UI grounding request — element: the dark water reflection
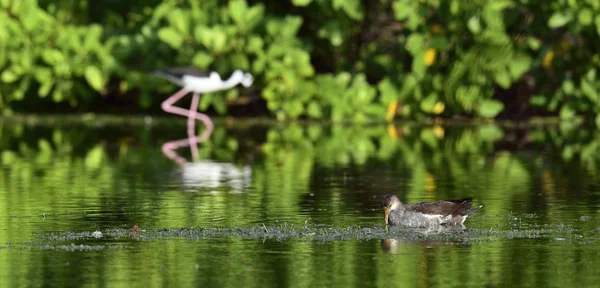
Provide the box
[1,116,599,287]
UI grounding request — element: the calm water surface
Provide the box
[0,117,599,287]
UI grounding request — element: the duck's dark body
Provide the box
[382,194,482,227]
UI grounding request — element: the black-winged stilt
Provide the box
[153,67,254,136]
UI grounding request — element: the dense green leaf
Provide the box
[420,93,438,113]
[157,27,183,49]
[405,34,424,56]
[307,101,322,118]
[509,56,531,80]
[41,49,64,65]
[580,80,598,103]
[1,69,19,83]
[477,99,504,118]
[84,66,105,92]
[292,0,312,7]
[578,8,593,26]
[392,0,412,21]
[192,52,214,69]
[559,103,576,119]
[167,9,188,34]
[229,0,248,24]
[548,13,572,28]
[494,69,511,89]
[468,16,482,34]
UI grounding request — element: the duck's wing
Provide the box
[407,198,473,217]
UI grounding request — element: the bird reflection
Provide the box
[160,99,252,193]
[380,225,471,254]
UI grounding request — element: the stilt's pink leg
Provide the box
[188,93,200,161]
[161,88,214,135]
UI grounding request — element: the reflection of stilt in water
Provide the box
[160,93,252,193]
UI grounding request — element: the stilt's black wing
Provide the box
[154,67,211,78]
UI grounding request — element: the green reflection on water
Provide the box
[0,116,599,287]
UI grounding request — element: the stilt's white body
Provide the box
[181,70,254,93]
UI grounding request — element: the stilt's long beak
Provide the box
[384,208,390,225]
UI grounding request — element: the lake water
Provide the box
[0,116,599,287]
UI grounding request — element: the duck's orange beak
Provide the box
[384,207,390,225]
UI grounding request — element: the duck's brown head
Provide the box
[381,194,402,225]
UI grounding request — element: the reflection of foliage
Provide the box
[1,119,600,286]
[1,119,600,228]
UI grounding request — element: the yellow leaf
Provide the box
[433,125,445,139]
[424,48,436,66]
[386,101,398,122]
[432,101,445,114]
[387,124,398,139]
[543,51,554,68]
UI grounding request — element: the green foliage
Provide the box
[0,0,115,109]
[1,0,600,127]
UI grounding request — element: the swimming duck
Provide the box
[381,194,482,227]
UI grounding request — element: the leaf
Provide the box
[424,48,436,66]
[1,69,18,83]
[377,78,399,103]
[247,36,264,53]
[281,16,303,38]
[562,80,575,95]
[468,16,482,34]
[229,0,248,24]
[84,66,105,91]
[412,51,426,79]
[578,8,593,26]
[527,37,541,50]
[333,0,363,20]
[405,34,424,56]
[167,9,188,34]
[212,96,228,115]
[595,15,600,36]
[420,93,438,113]
[192,52,214,69]
[229,54,250,71]
[596,114,600,129]
[494,68,511,89]
[548,13,572,28]
[213,30,227,53]
[477,99,504,118]
[38,82,53,97]
[292,0,312,6]
[307,101,322,118]
[580,80,598,103]
[392,0,412,20]
[157,27,183,49]
[246,5,264,30]
[41,49,64,65]
[509,56,531,80]
[559,103,576,119]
